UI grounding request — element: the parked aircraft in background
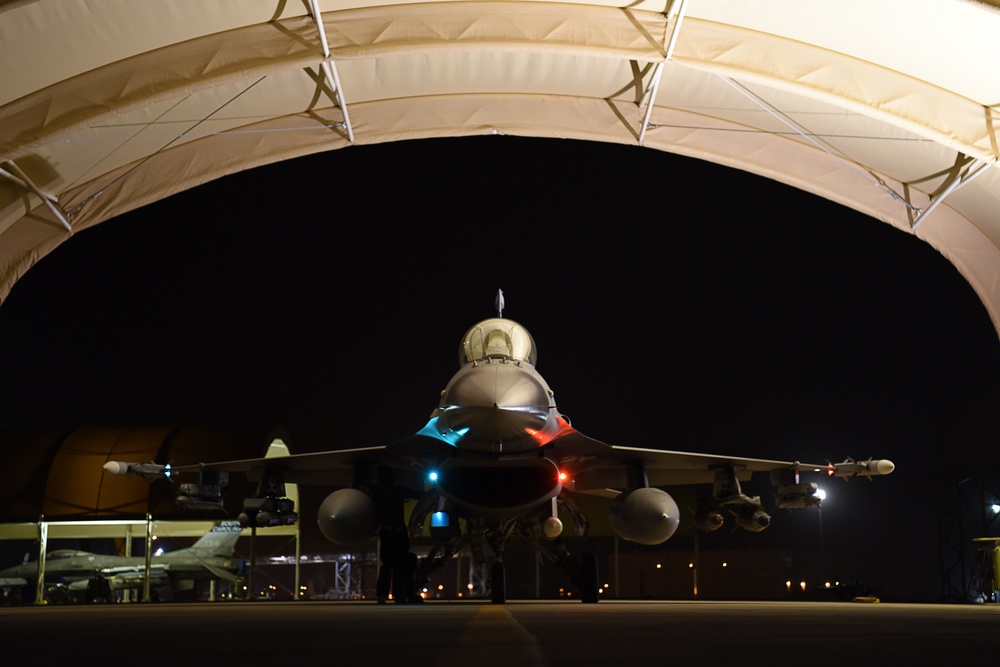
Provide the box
[104,291,893,603]
[0,521,243,603]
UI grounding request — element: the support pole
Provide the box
[34,516,48,605]
[294,523,301,600]
[248,524,256,600]
[0,161,72,232]
[638,0,688,144]
[125,524,134,603]
[307,0,355,142]
[143,513,152,602]
[994,543,1000,601]
[911,159,990,230]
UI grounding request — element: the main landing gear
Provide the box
[485,551,600,604]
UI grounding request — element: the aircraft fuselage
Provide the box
[432,358,564,454]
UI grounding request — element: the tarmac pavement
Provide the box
[2,600,998,666]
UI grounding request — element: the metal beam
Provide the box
[719,77,922,215]
[34,519,47,606]
[912,159,991,230]
[638,0,689,145]
[307,0,355,143]
[143,513,153,602]
[1,161,72,232]
[638,62,664,146]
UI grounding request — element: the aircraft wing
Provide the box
[107,429,890,490]
[111,445,393,486]
[102,427,475,487]
[592,445,829,487]
[548,433,893,491]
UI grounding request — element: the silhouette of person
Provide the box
[371,465,422,603]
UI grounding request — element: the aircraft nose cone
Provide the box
[438,362,552,451]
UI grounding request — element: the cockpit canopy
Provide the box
[459,318,537,366]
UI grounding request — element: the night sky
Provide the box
[2,135,999,601]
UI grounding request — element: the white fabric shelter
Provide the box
[1,0,998,335]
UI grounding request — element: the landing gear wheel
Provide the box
[580,552,600,604]
[491,562,506,604]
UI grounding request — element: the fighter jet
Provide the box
[0,521,244,602]
[103,291,893,603]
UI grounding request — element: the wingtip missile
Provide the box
[874,459,895,475]
[102,461,129,476]
[102,461,172,479]
[827,458,894,479]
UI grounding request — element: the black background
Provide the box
[3,136,998,600]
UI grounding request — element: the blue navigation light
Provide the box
[428,471,439,483]
[431,511,450,528]
[164,463,172,478]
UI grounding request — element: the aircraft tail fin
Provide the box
[182,521,243,557]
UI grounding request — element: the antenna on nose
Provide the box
[495,288,505,317]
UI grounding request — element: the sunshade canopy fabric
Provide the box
[0,426,286,520]
[1,0,999,335]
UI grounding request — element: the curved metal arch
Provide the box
[1,0,999,344]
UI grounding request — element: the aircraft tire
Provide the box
[491,562,506,604]
[580,552,599,604]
